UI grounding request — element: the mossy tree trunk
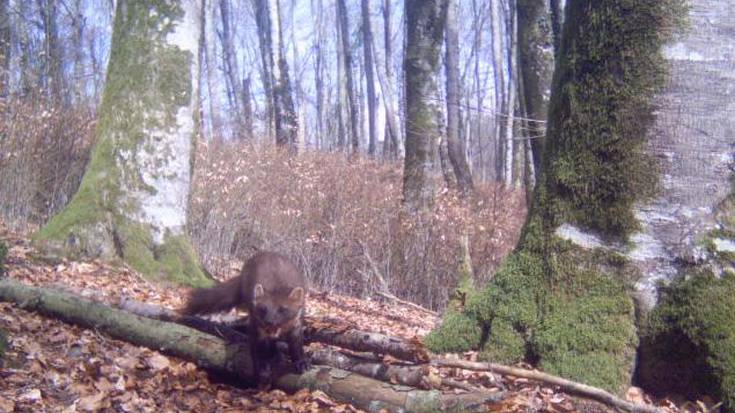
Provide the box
[428,0,685,396]
[34,0,209,287]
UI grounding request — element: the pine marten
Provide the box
[181,251,308,386]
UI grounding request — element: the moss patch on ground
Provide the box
[427,0,684,394]
[639,271,735,411]
[0,239,7,275]
[0,329,6,361]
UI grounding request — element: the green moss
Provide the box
[0,239,7,275]
[424,312,482,354]
[543,0,685,239]
[0,329,6,361]
[640,271,735,411]
[33,1,204,286]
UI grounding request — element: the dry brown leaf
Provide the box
[19,388,42,402]
[76,392,108,412]
[145,353,170,371]
[0,396,15,412]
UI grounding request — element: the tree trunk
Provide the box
[311,0,325,149]
[361,0,378,156]
[337,0,360,153]
[444,0,473,194]
[38,0,63,101]
[269,0,298,148]
[242,76,254,139]
[204,0,224,139]
[0,279,505,413]
[489,0,505,182]
[402,0,446,212]
[429,0,687,395]
[502,5,517,187]
[381,0,402,159]
[219,0,243,128]
[34,0,208,286]
[516,0,554,177]
[0,0,9,98]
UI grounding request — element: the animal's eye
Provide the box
[278,306,287,314]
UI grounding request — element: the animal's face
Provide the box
[252,285,304,339]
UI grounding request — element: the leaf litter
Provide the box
[0,223,719,412]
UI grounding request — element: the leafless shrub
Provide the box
[189,142,526,310]
[0,97,96,230]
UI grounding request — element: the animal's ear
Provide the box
[253,284,264,302]
[289,287,304,302]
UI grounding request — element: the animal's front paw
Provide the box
[293,358,311,374]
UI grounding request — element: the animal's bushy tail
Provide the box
[181,276,242,315]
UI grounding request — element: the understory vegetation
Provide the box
[189,143,525,309]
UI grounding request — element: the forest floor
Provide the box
[0,223,712,413]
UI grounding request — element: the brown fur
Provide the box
[181,251,308,385]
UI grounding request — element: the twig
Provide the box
[432,358,664,413]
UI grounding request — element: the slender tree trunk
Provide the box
[204,0,223,139]
[70,0,85,102]
[517,0,555,176]
[219,0,243,129]
[0,0,9,98]
[489,0,505,182]
[549,0,563,54]
[254,0,298,148]
[402,0,447,211]
[444,0,473,194]
[337,0,360,153]
[311,0,325,149]
[254,0,275,141]
[242,76,254,139]
[381,0,402,159]
[38,0,63,101]
[336,18,346,149]
[503,5,517,187]
[361,0,378,156]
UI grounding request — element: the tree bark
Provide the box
[502,5,518,187]
[204,0,224,139]
[402,0,447,211]
[219,0,243,126]
[34,0,208,286]
[516,0,554,176]
[0,0,9,98]
[444,0,473,194]
[381,0,402,159]
[0,279,505,413]
[269,0,298,148]
[361,0,378,156]
[337,0,360,153]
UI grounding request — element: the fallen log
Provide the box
[310,348,427,387]
[433,358,664,413]
[0,278,504,413]
[119,297,430,363]
[119,298,429,388]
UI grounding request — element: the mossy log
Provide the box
[0,279,504,413]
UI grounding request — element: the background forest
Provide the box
[0,0,538,309]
